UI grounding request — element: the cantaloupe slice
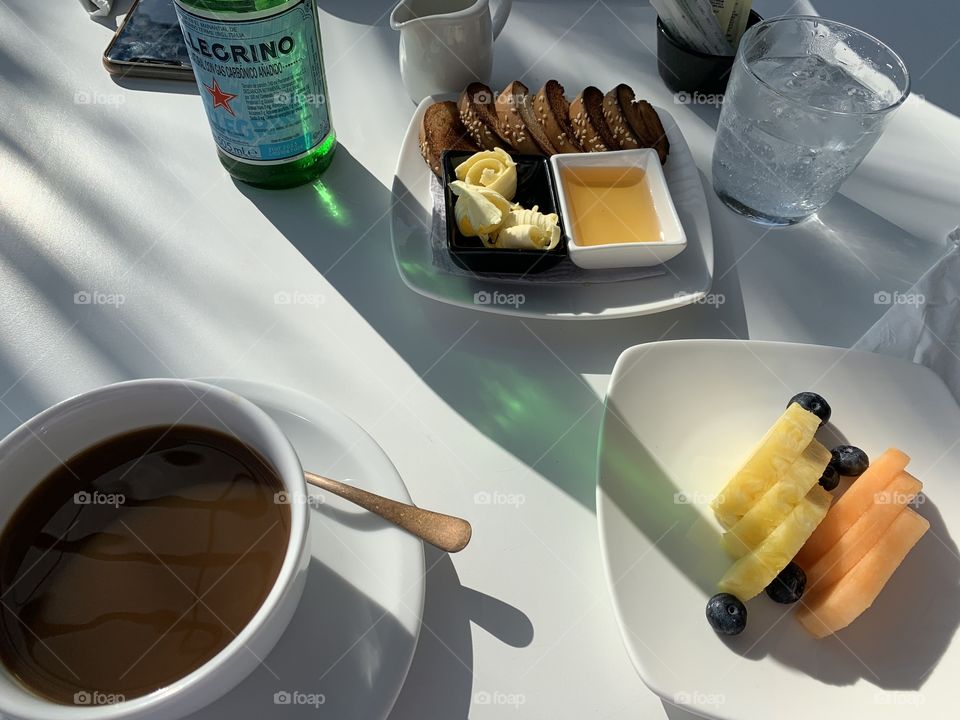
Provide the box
[711,403,821,529]
[795,448,909,569]
[718,485,833,601]
[797,507,929,638]
[722,440,831,558]
[805,472,921,590]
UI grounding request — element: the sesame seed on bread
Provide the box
[495,80,550,155]
[533,80,581,154]
[458,82,506,151]
[569,86,617,152]
[602,85,642,150]
[419,101,479,177]
[603,84,670,163]
[616,84,670,164]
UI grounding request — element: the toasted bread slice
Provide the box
[569,86,617,152]
[419,101,479,177]
[602,85,642,150]
[615,84,670,164]
[495,80,551,155]
[533,80,581,154]
[458,82,506,151]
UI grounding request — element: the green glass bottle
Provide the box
[174,0,336,188]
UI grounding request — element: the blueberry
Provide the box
[765,562,806,604]
[788,392,831,426]
[830,446,869,477]
[818,464,840,491]
[706,593,747,635]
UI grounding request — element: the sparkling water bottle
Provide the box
[174,0,336,188]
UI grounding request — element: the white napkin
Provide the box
[81,0,112,17]
[855,228,960,400]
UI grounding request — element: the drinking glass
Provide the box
[712,16,909,225]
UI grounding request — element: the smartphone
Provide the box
[103,0,193,80]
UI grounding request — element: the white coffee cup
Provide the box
[0,379,310,720]
[390,0,513,103]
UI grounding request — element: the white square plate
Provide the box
[597,340,960,719]
[390,96,713,319]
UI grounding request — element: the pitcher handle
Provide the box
[491,0,512,39]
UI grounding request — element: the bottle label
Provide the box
[174,0,330,165]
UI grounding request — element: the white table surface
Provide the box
[2,1,959,718]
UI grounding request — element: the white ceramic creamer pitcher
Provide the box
[390,0,513,103]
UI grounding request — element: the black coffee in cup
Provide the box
[0,425,291,704]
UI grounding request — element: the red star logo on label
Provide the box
[204,78,238,116]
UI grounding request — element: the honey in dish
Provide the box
[561,165,662,245]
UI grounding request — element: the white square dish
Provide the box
[597,339,960,720]
[550,149,687,269]
[391,99,714,319]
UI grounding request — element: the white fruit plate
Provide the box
[597,340,960,720]
[389,96,714,319]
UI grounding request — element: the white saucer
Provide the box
[390,96,714,319]
[186,379,424,720]
[597,340,960,720]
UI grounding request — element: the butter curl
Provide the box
[455,148,518,201]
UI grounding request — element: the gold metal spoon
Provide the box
[304,471,472,553]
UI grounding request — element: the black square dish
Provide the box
[441,150,567,274]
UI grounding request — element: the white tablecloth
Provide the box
[3,1,960,718]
